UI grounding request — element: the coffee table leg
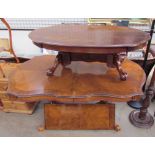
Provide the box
[115,54,128,81]
[47,57,60,76]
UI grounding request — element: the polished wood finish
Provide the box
[0,63,37,114]
[44,103,115,130]
[29,24,150,52]
[29,24,150,80]
[0,63,20,79]
[7,55,146,103]
[2,100,37,114]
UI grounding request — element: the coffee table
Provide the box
[29,24,150,80]
[7,55,154,129]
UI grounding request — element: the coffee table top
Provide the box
[29,24,150,53]
[7,55,146,103]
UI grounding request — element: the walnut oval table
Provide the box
[6,55,154,128]
[29,24,150,81]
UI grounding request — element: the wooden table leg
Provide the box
[129,67,155,128]
[47,56,60,76]
[115,53,128,81]
[46,52,129,81]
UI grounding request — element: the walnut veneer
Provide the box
[7,55,146,103]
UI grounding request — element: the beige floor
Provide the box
[0,101,155,137]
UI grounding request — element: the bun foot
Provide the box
[129,110,154,128]
[114,124,121,132]
[38,125,45,132]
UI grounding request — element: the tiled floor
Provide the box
[0,101,155,137]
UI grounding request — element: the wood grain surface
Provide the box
[44,104,115,130]
[29,24,150,53]
[7,55,146,103]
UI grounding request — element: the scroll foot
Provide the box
[37,125,45,132]
[114,124,121,132]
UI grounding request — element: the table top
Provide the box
[29,24,150,53]
[7,55,146,103]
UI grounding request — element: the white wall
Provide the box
[0,30,43,57]
[0,18,87,57]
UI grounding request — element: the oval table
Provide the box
[29,24,150,81]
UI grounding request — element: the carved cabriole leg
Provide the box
[47,56,60,76]
[114,53,128,81]
[129,67,155,128]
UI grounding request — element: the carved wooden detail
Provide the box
[29,24,150,81]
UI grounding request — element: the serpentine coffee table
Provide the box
[29,24,150,80]
[6,55,154,129]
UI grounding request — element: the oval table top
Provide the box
[7,55,146,103]
[29,24,150,53]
